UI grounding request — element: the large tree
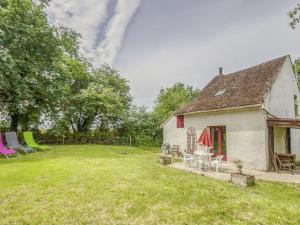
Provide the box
[52,64,132,133]
[153,83,199,123]
[0,0,63,130]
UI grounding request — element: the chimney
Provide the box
[219,67,223,75]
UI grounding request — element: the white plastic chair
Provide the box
[196,157,204,170]
[193,150,205,170]
[183,153,193,167]
[211,155,224,172]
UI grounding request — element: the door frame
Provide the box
[209,126,227,161]
[286,128,291,154]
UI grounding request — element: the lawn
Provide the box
[0,145,300,225]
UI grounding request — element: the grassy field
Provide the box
[0,145,300,225]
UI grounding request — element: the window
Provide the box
[294,95,299,117]
[215,89,226,96]
[176,115,184,128]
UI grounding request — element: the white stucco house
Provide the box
[162,55,300,171]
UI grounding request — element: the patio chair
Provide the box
[5,132,34,154]
[171,145,180,156]
[211,155,224,172]
[183,152,193,167]
[275,153,295,174]
[161,143,171,155]
[0,133,18,158]
[23,131,50,151]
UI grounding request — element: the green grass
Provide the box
[0,145,300,225]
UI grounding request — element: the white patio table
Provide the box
[194,151,213,169]
[191,154,203,169]
[184,153,202,169]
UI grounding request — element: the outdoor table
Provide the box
[194,152,213,169]
[189,154,201,169]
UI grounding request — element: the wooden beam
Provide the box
[267,126,278,172]
[267,118,300,128]
[218,127,222,155]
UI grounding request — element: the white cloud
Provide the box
[46,0,141,67]
[95,0,141,66]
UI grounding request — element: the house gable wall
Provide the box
[264,57,300,160]
[264,57,299,118]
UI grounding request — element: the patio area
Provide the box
[169,161,300,184]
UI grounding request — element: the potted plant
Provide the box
[231,160,255,187]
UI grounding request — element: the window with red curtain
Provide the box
[176,115,184,128]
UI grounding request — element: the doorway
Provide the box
[209,126,227,161]
[286,128,291,154]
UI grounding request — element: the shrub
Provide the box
[134,135,161,147]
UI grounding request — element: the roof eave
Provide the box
[177,104,262,116]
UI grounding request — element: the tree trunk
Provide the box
[10,113,19,131]
[77,117,93,133]
[20,113,30,131]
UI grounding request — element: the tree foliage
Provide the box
[50,64,132,134]
[125,106,160,137]
[0,0,63,130]
[153,83,199,123]
[288,4,300,29]
[294,59,300,87]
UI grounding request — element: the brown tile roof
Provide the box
[176,55,289,114]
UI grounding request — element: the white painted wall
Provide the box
[264,57,300,160]
[163,108,267,170]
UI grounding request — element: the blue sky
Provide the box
[47,0,300,108]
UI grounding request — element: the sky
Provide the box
[46,0,300,109]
